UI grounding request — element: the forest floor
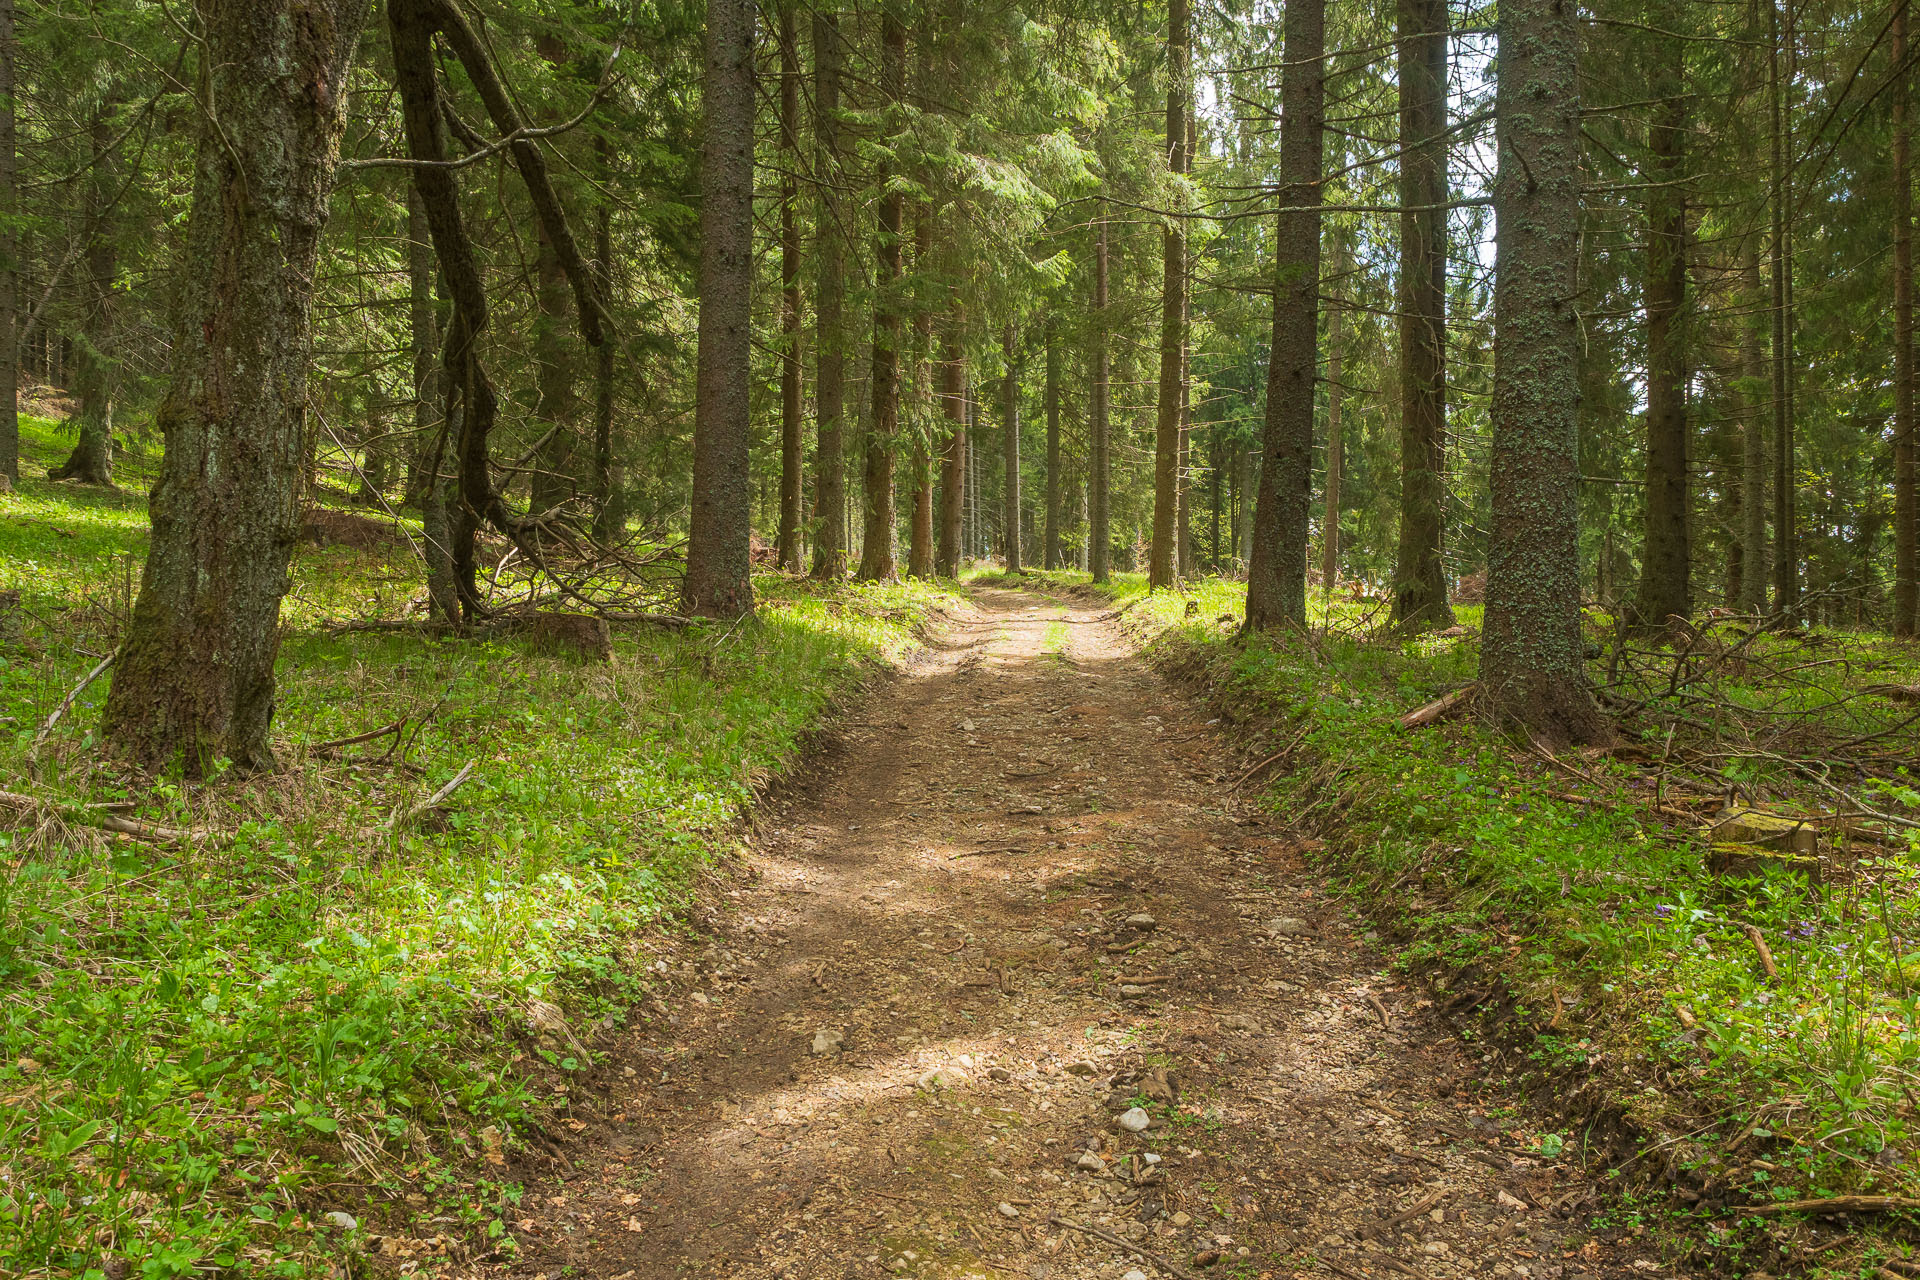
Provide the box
[502,587,1663,1280]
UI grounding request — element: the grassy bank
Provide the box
[993,567,1920,1276]
[1,418,961,1277]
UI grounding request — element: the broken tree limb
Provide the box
[1736,1195,1920,1216]
[0,788,213,844]
[1399,683,1479,730]
[29,646,120,756]
[387,759,477,830]
[1048,1217,1197,1280]
[1741,922,1780,984]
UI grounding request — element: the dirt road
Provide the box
[506,587,1656,1280]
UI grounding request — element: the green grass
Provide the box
[1,421,963,1277]
[1008,566,1920,1272]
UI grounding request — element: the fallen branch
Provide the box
[387,760,477,830]
[29,647,119,756]
[306,717,407,759]
[1361,1189,1446,1238]
[1740,923,1780,984]
[1049,1217,1197,1280]
[1232,727,1309,792]
[1399,683,1478,730]
[0,788,212,844]
[1736,1195,1920,1216]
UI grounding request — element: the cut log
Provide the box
[1399,683,1479,730]
[1707,844,1823,885]
[1708,810,1818,853]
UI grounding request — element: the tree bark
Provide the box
[51,104,118,487]
[909,209,935,579]
[683,0,757,616]
[1149,0,1191,590]
[937,319,966,576]
[1769,0,1798,617]
[1090,214,1113,582]
[1895,2,1916,636]
[592,183,622,543]
[777,2,805,573]
[1322,287,1343,602]
[1391,0,1454,632]
[1044,317,1061,569]
[858,9,907,581]
[1628,31,1691,632]
[811,9,848,579]
[1739,239,1769,613]
[1244,0,1323,631]
[0,0,16,485]
[100,0,369,775]
[1000,323,1022,571]
[1480,0,1606,744]
[527,220,577,515]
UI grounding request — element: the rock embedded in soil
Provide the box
[1075,1152,1108,1172]
[1117,1107,1152,1133]
[1126,913,1158,931]
[1265,916,1311,936]
[916,1065,968,1090]
[811,1028,844,1055]
[1065,1060,1098,1077]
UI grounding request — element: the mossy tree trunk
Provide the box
[1480,0,1608,745]
[50,105,118,487]
[1089,214,1112,582]
[1149,0,1190,590]
[1244,0,1323,631]
[810,9,848,579]
[857,8,907,583]
[777,2,806,574]
[100,0,369,775]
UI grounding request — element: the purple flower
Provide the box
[1654,904,1674,920]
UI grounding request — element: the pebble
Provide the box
[1117,1107,1152,1133]
[1065,1060,1098,1077]
[1126,913,1158,931]
[811,1029,844,1056]
[1143,1152,1161,1165]
[1124,1272,1149,1280]
[324,1211,358,1231]
[1170,1211,1192,1227]
[1119,985,1151,998]
[916,1065,968,1090]
[1219,1014,1262,1032]
[989,1067,1013,1082]
[998,1202,1020,1218]
[1264,917,1311,936]
[1074,1152,1108,1172]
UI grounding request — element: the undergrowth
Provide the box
[999,565,1920,1275]
[0,417,961,1277]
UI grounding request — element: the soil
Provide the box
[499,587,1672,1280]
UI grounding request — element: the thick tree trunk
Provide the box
[1089,215,1113,582]
[1244,0,1323,631]
[1044,318,1061,569]
[100,0,368,774]
[937,321,966,576]
[1150,0,1190,589]
[811,11,847,579]
[777,2,805,573]
[0,0,16,485]
[1629,36,1691,632]
[1739,240,1769,613]
[527,221,577,515]
[858,10,907,581]
[1002,323,1022,572]
[402,188,441,509]
[682,0,757,616]
[1322,293,1343,602]
[51,106,118,487]
[1391,0,1454,632]
[1895,4,1916,636]
[1480,0,1607,744]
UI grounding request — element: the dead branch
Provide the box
[29,647,119,756]
[1399,683,1479,729]
[387,760,477,830]
[0,788,215,844]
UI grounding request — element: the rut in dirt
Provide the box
[503,587,1663,1280]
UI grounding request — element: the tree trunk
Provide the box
[402,187,441,509]
[1090,214,1113,582]
[592,186,622,543]
[1895,2,1916,636]
[777,2,805,573]
[1391,0,1455,632]
[858,9,907,581]
[0,0,16,485]
[1769,0,1798,617]
[1480,0,1607,744]
[100,0,369,775]
[1629,33,1691,632]
[937,316,966,576]
[1044,318,1061,569]
[1149,0,1190,590]
[909,207,935,578]
[1244,0,1323,631]
[1322,290,1343,603]
[527,220,577,515]
[1002,323,1022,572]
[1739,239,1769,613]
[811,10,847,579]
[682,0,757,616]
[51,105,118,487]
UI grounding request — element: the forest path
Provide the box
[506,587,1653,1280]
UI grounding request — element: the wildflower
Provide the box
[1654,904,1674,920]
